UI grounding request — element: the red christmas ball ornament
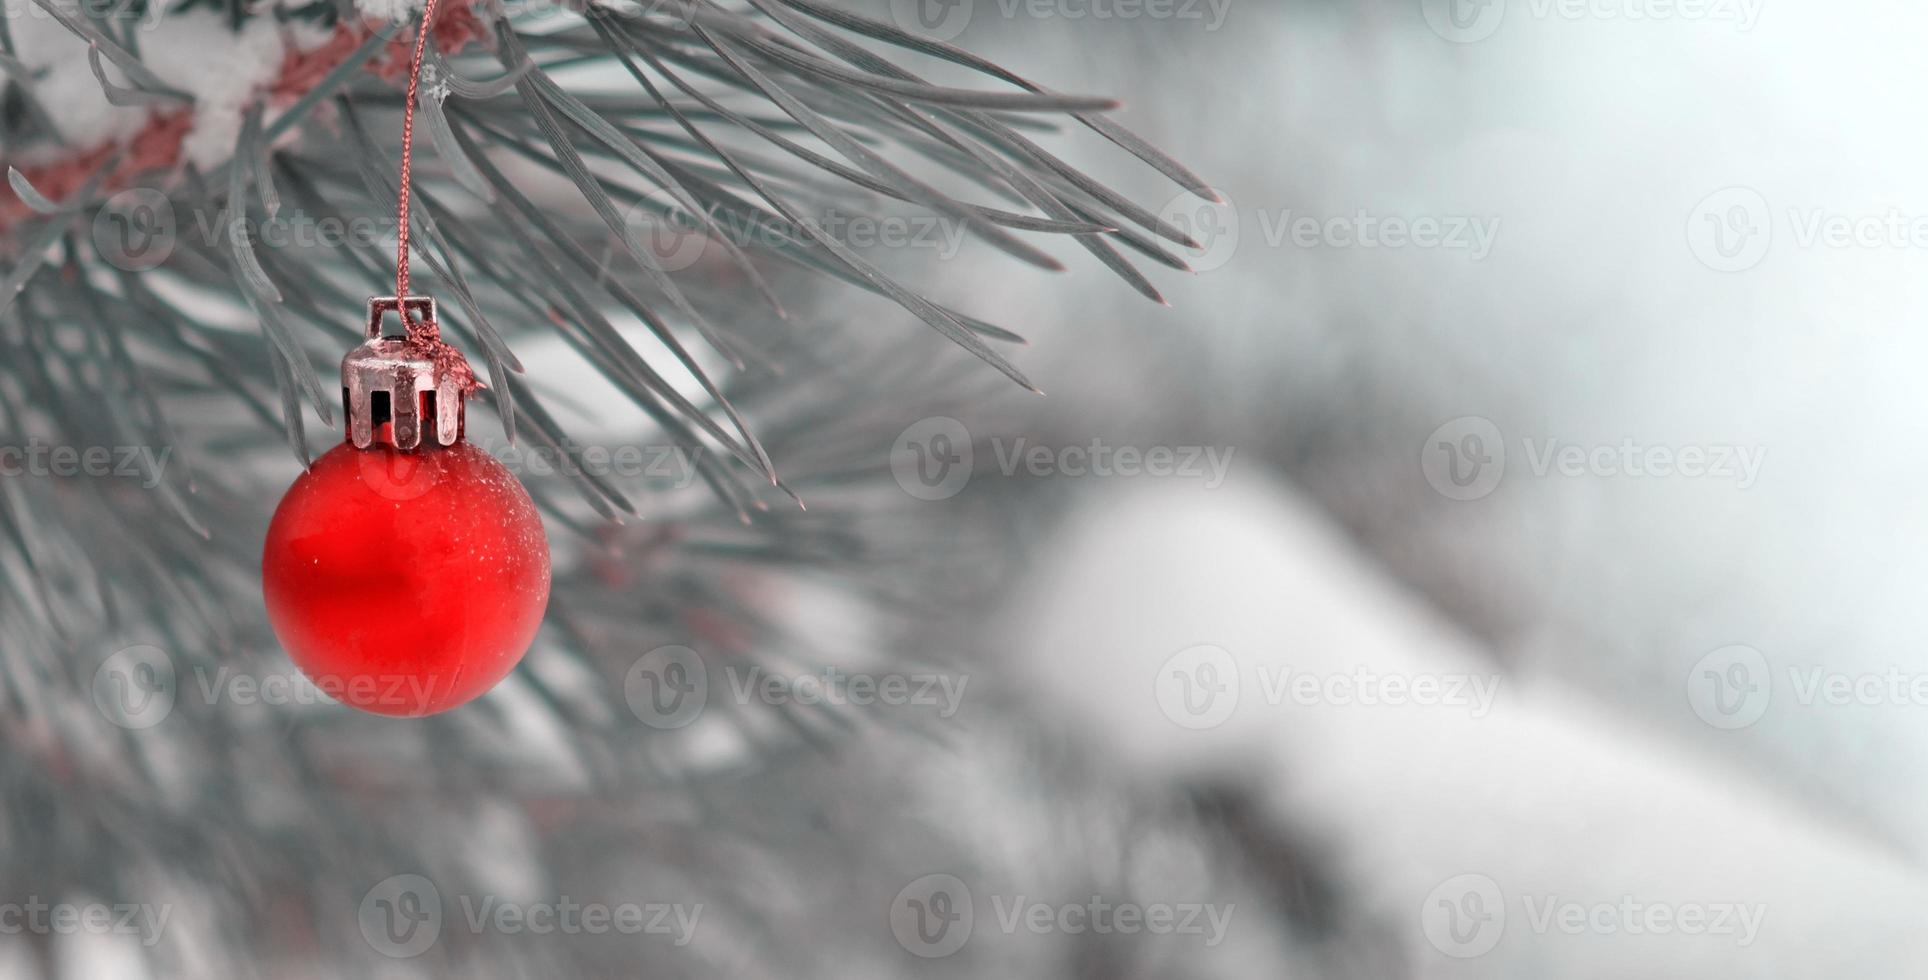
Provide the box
[262,297,550,716]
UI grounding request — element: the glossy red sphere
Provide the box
[262,439,550,716]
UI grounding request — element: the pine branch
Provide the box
[0,7,1208,969]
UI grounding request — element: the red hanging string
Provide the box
[394,0,444,342]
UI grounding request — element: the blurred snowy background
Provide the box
[9,0,1928,976]
[872,0,1928,976]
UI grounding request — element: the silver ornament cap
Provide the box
[342,296,469,451]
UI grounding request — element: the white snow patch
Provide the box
[0,4,327,169]
[356,0,426,24]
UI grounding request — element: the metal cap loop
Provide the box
[366,296,439,342]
